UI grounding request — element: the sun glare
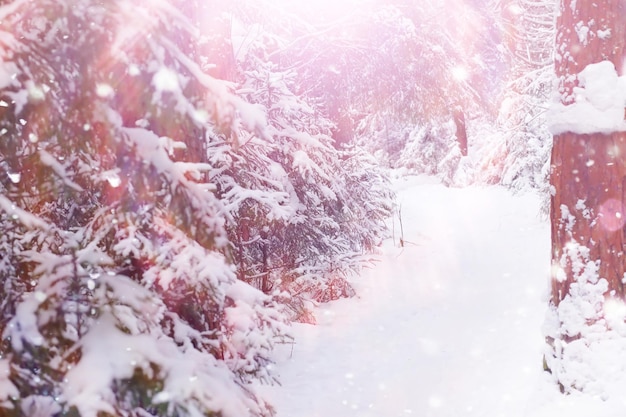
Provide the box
[271,0,374,23]
[451,65,469,82]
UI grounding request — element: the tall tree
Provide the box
[483,0,556,191]
[216,20,394,322]
[0,0,288,415]
[545,1,626,393]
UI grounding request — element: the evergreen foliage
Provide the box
[0,0,392,415]
[219,21,394,321]
[478,0,557,195]
[0,0,568,412]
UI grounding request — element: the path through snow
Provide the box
[259,176,623,417]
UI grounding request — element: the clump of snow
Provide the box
[0,61,18,90]
[560,204,576,234]
[62,277,268,417]
[0,195,50,230]
[63,312,164,416]
[20,396,62,417]
[0,360,18,406]
[574,21,590,46]
[152,67,180,92]
[597,28,611,39]
[549,60,626,134]
[553,242,604,338]
[127,63,140,76]
[544,237,626,397]
[4,292,47,351]
[7,172,20,184]
[544,193,626,396]
[102,170,121,188]
[545,291,626,397]
[26,81,47,102]
[575,198,592,220]
[39,149,84,192]
[96,83,115,98]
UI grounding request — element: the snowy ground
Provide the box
[259,176,626,417]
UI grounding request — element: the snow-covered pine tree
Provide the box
[215,25,394,321]
[0,0,288,415]
[481,0,557,193]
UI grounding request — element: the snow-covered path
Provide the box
[261,176,558,417]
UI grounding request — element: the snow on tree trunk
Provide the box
[550,134,626,304]
[546,0,626,394]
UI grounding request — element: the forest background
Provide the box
[0,0,557,416]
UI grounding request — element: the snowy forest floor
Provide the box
[257,175,626,417]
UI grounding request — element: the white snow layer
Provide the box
[549,60,626,135]
[258,175,626,417]
[0,359,18,406]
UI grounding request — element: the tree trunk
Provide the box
[547,0,626,391]
[551,0,626,306]
[453,107,467,156]
[551,133,626,304]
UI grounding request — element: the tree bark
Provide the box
[551,133,626,304]
[548,0,626,390]
[453,107,467,156]
[550,0,626,305]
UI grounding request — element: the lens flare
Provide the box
[451,66,469,82]
[598,198,625,232]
